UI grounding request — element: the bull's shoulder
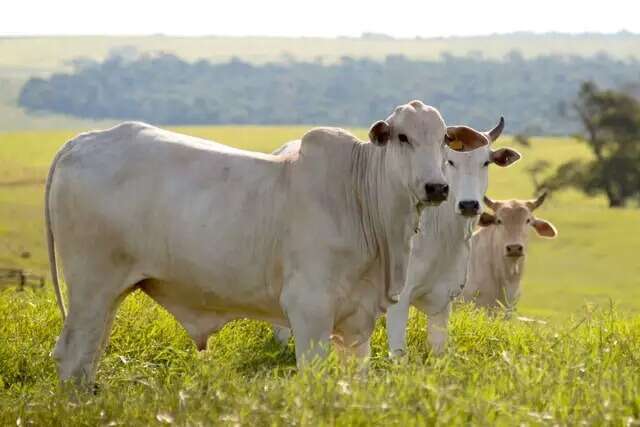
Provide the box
[300,127,363,155]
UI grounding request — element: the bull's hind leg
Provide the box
[53,263,136,385]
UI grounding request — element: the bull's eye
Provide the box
[483,160,491,167]
[398,134,409,143]
[496,218,503,225]
[526,218,531,224]
[447,160,455,167]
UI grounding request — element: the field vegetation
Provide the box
[1,127,639,425]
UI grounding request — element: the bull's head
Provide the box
[368,100,449,205]
[443,118,520,217]
[479,192,558,258]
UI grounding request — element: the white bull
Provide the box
[46,100,449,383]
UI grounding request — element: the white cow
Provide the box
[45,100,450,383]
[386,119,521,357]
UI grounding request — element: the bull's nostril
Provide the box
[458,200,480,210]
[458,200,480,216]
[506,244,524,255]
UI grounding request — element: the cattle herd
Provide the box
[44,100,557,384]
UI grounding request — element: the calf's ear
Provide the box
[491,148,521,167]
[478,212,496,227]
[531,218,557,238]
[369,120,391,146]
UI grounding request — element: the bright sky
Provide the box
[2,0,639,38]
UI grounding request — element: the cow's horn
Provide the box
[527,190,548,211]
[486,116,505,142]
[484,195,500,211]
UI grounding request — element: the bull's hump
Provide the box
[300,127,363,153]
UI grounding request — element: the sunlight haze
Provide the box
[2,0,639,37]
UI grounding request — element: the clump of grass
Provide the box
[1,288,639,426]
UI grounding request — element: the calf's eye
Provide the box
[398,134,409,143]
[447,160,455,167]
[483,161,491,167]
[496,218,503,225]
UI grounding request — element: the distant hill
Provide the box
[1,33,639,131]
[1,33,639,75]
[18,51,640,135]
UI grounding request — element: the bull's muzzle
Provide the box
[505,244,524,258]
[458,200,480,217]
[424,183,449,204]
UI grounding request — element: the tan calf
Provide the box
[462,192,557,311]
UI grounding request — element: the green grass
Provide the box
[1,127,639,425]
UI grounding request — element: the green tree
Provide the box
[542,82,640,207]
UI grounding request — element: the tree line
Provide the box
[18,51,640,135]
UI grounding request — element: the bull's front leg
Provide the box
[417,299,451,356]
[426,305,450,356]
[386,289,412,358]
[280,274,334,368]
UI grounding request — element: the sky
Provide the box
[1,0,639,38]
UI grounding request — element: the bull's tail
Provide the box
[45,144,70,321]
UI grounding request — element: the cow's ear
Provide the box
[491,148,521,167]
[369,120,391,146]
[531,218,557,238]
[478,212,496,227]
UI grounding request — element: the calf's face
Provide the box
[369,100,449,205]
[444,118,520,217]
[479,194,558,258]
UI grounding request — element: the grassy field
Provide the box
[1,126,639,425]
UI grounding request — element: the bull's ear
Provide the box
[491,148,521,167]
[478,212,496,227]
[369,120,391,146]
[531,218,557,238]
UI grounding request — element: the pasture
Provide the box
[1,126,639,425]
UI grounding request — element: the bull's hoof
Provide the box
[389,349,407,361]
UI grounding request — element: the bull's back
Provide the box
[50,122,288,310]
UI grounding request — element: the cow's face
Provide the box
[369,100,449,205]
[444,145,491,217]
[479,194,558,258]
[443,118,520,217]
